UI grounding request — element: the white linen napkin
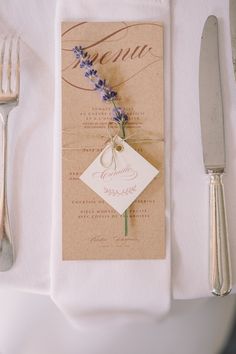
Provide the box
[50,0,171,326]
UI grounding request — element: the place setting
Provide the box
[0,0,235,328]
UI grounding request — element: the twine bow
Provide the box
[99,120,164,170]
[99,121,124,169]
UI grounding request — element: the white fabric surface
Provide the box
[0,0,235,326]
[0,289,235,354]
[0,0,55,293]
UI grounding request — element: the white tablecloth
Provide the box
[0,0,235,325]
[0,289,235,354]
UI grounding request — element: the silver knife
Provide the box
[199,15,232,296]
[230,0,236,79]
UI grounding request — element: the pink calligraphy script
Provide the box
[92,166,138,182]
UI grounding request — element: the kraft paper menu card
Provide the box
[61,21,165,260]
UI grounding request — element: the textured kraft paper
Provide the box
[61,21,165,260]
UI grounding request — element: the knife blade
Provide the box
[230,0,236,80]
[199,15,232,296]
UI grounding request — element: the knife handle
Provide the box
[209,171,232,296]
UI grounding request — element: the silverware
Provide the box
[230,0,236,80]
[199,16,232,296]
[0,36,20,271]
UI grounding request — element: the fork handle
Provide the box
[209,171,232,296]
[0,113,14,271]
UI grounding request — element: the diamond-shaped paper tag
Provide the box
[80,137,159,214]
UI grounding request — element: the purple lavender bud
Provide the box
[95,79,106,91]
[102,89,117,101]
[73,46,84,59]
[84,69,98,79]
[80,59,93,69]
[112,107,128,123]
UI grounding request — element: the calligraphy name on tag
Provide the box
[80,137,159,214]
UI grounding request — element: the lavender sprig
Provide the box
[73,46,127,112]
[72,45,129,236]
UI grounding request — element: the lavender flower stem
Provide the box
[121,125,128,237]
[73,46,129,236]
[112,101,128,237]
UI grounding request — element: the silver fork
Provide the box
[0,36,20,271]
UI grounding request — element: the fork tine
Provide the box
[0,37,6,94]
[0,35,20,97]
[6,36,13,94]
[15,36,20,95]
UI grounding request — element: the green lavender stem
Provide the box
[121,124,128,237]
[112,101,128,236]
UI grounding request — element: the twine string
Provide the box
[62,121,164,168]
[99,121,164,170]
